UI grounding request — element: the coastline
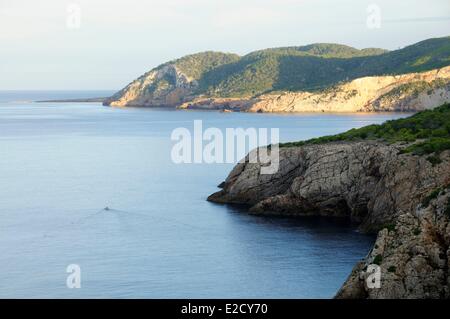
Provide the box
[35,97,419,115]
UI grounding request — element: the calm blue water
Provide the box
[0,91,407,298]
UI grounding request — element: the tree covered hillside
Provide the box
[198,37,450,97]
[106,36,450,105]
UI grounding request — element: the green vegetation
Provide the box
[196,43,389,96]
[281,103,450,160]
[422,187,443,207]
[426,154,443,166]
[373,254,383,265]
[413,228,421,236]
[131,37,450,99]
[199,37,450,97]
[445,198,450,217]
[377,78,450,101]
[400,137,450,156]
[132,51,240,99]
[165,51,240,80]
[248,43,388,59]
[383,223,396,232]
[388,266,397,273]
[421,186,450,215]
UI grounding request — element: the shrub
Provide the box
[445,198,450,217]
[426,154,442,166]
[387,224,396,232]
[280,103,450,154]
[373,254,383,265]
[422,188,442,207]
[383,223,396,232]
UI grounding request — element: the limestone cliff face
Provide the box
[178,97,254,111]
[181,66,450,113]
[208,142,450,298]
[103,51,240,107]
[336,192,450,299]
[103,65,450,113]
[249,68,450,112]
[104,64,197,107]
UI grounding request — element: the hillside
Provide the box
[179,66,450,112]
[246,66,450,112]
[104,36,450,109]
[282,103,450,163]
[104,51,239,107]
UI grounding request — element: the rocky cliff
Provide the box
[180,66,450,112]
[103,51,240,107]
[104,64,197,107]
[208,105,450,298]
[336,194,450,298]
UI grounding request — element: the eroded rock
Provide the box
[208,141,450,298]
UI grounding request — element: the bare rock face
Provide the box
[247,66,450,113]
[103,51,241,108]
[209,142,449,231]
[336,193,450,299]
[178,97,254,111]
[175,67,450,113]
[104,64,197,107]
[208,142,450,298]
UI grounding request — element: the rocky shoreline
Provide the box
[104,66,450,113]
[179,67,450,113]
[208,140,450,298]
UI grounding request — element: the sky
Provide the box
[1,0,449,90]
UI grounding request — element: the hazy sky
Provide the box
[1,0,449,90]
